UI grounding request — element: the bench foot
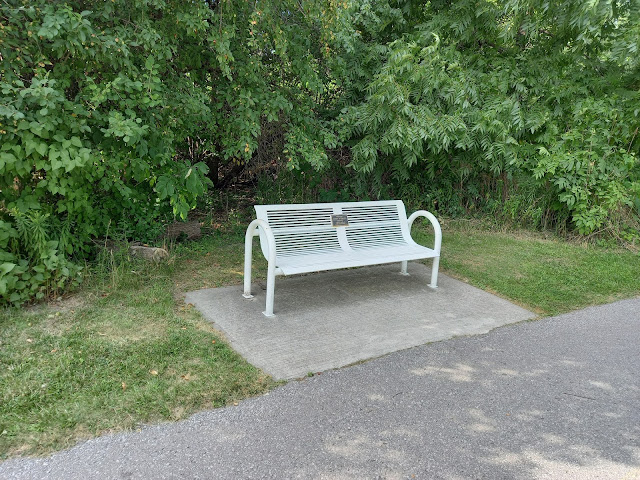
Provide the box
[262,311,275,318]
[400,260,408,275]
[428,284,438,290]
[242,293,254,299]
[400,272,410,276]
[430,257,440,289]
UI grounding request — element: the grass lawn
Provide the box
[1,221,639,458]
[0,233,273,459]
[417,220,640,315]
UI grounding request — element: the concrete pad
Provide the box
[185,263,535,380]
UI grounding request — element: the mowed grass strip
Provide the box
[0,233,275,458]
[415,221,640,315]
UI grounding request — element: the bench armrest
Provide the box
[407,210,442,255]
[245,219,277,264]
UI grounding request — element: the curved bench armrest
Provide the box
[407,210,442,255]
[244,219,277,299]
[245,219,277,261]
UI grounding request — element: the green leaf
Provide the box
[0,263,16,276]
[35,142,48,156]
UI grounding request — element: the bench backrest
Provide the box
[254,200,412,259]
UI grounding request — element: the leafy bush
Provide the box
[334,0,640,236]
[2,0,639,304]
[0,0,345,304]
[0,213,82,305]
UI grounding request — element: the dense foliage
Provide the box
[0,0,339,303]
[336,0,640,234]
[1,0,639,304]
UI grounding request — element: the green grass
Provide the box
[1,223,638,458]
[0,233,274,459]
[415,221,640,315]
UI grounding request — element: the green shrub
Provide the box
[335,0,640,237]
[0,213,82,305]
[0,0,345,304]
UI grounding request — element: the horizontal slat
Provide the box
[273,230,337,239]
[343,215,400,223]
[277,243,342,252]
[346,228,404,237]
[346,219,406,250]
[271,226,336,235]
[278,249,343,258]
[267,210,332,222]
[269,213,333,221]
[277,243,341,249]
[342,207,398,214]
[342,206,400,220]
[272,227,342,257]
[347,238,406,247]
[345,219,401,228]
[345,224,403,233]
[348,237,405,244]
[256,200,402,210]
[276,241,341,250]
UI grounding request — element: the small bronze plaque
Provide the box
[331,214,349,227]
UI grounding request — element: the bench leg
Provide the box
[243,227,254,299]
[242,262,254,299]
[400,260,409,275]
[429,257,439,289]
[263,262,276,317]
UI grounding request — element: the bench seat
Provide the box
[243,200,441,316]
[275,244,438,275]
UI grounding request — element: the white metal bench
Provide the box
[243,200,442,316]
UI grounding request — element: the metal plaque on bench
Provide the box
[331,214,349,227]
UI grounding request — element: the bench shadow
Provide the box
[262,262,436,315]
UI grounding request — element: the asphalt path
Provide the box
[1,298,639,479]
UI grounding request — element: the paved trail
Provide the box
[2,298,639,479]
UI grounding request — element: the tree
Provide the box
[0,0,344,304]
[336,0,640,233]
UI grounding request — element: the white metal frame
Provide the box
[243,219,279,317]
[402,210,442,288]
[243,201,442,317]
